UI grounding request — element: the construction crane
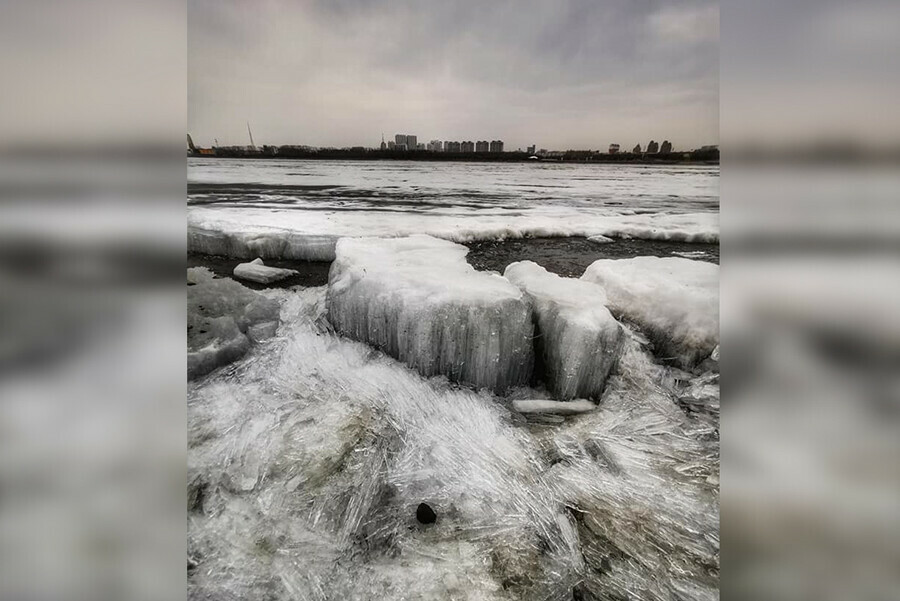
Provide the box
[247,122,256,150]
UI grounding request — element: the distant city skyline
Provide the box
[189,0,718,150]
[191,126,693,155]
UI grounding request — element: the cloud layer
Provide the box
[189,0,718,151]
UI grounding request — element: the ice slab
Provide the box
[512,399,596,415]
[587,234,614,244]
[505,261,624,400]
[233,258,298,284]
[187,267,280,379]
[188,209,719,261]
[326,235,534,393]
[582,257,718,368]
[189,224,339,261]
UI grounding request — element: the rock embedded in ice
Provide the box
[233,257,298,284]
[512,399,596,415]
[326,235,534,393]
[582,257,718,369]
[187,267,280,379]
[505,261,625,400]
[416,503,437,524]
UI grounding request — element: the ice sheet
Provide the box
[582,257,718,368]
[504,261,625,400]
[326,235,534,393]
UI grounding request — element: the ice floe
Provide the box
[233,258,298,284]
[505,261,625,400]
[582,256,718,368]
[326,235,534,393]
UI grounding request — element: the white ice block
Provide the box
[326,235,534,393]
[505,261,624,400]
[582,256,718,368]
[512,399,596,415]
[233,258,298,284]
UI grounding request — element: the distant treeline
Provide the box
[204,146,720,163]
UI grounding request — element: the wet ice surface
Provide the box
[188,284,719,601]
[188,159,719,261]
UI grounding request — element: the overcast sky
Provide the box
[189,0,718,151]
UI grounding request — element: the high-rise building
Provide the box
[395,134,407,147]
[527,145,536,154]
[660,140,672,153]
[380,133,386,150]
[446,141,461,152]
[461,141,475,152]
[476,140,489,152]
[417,143,425,150]
[647,140,659,153]
[387,140,396,149]
[489,140,504,153]
[609,143,620,154]
[632,143,641,154]
[407,135,417,150]
[429,140,442,152]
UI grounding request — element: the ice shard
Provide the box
[326,235,534,392]
[505,261,624,400]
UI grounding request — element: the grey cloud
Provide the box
[189,0,718,150]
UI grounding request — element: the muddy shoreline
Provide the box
[188,236,719,289]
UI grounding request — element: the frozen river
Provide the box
[188,159,719,261]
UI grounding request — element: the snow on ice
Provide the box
[582,257,718,369]
[326,235,534,393]
[504,261,625,400]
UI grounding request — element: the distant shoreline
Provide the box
[189,149,719,165]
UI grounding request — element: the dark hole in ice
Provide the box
[416,502,436,524]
